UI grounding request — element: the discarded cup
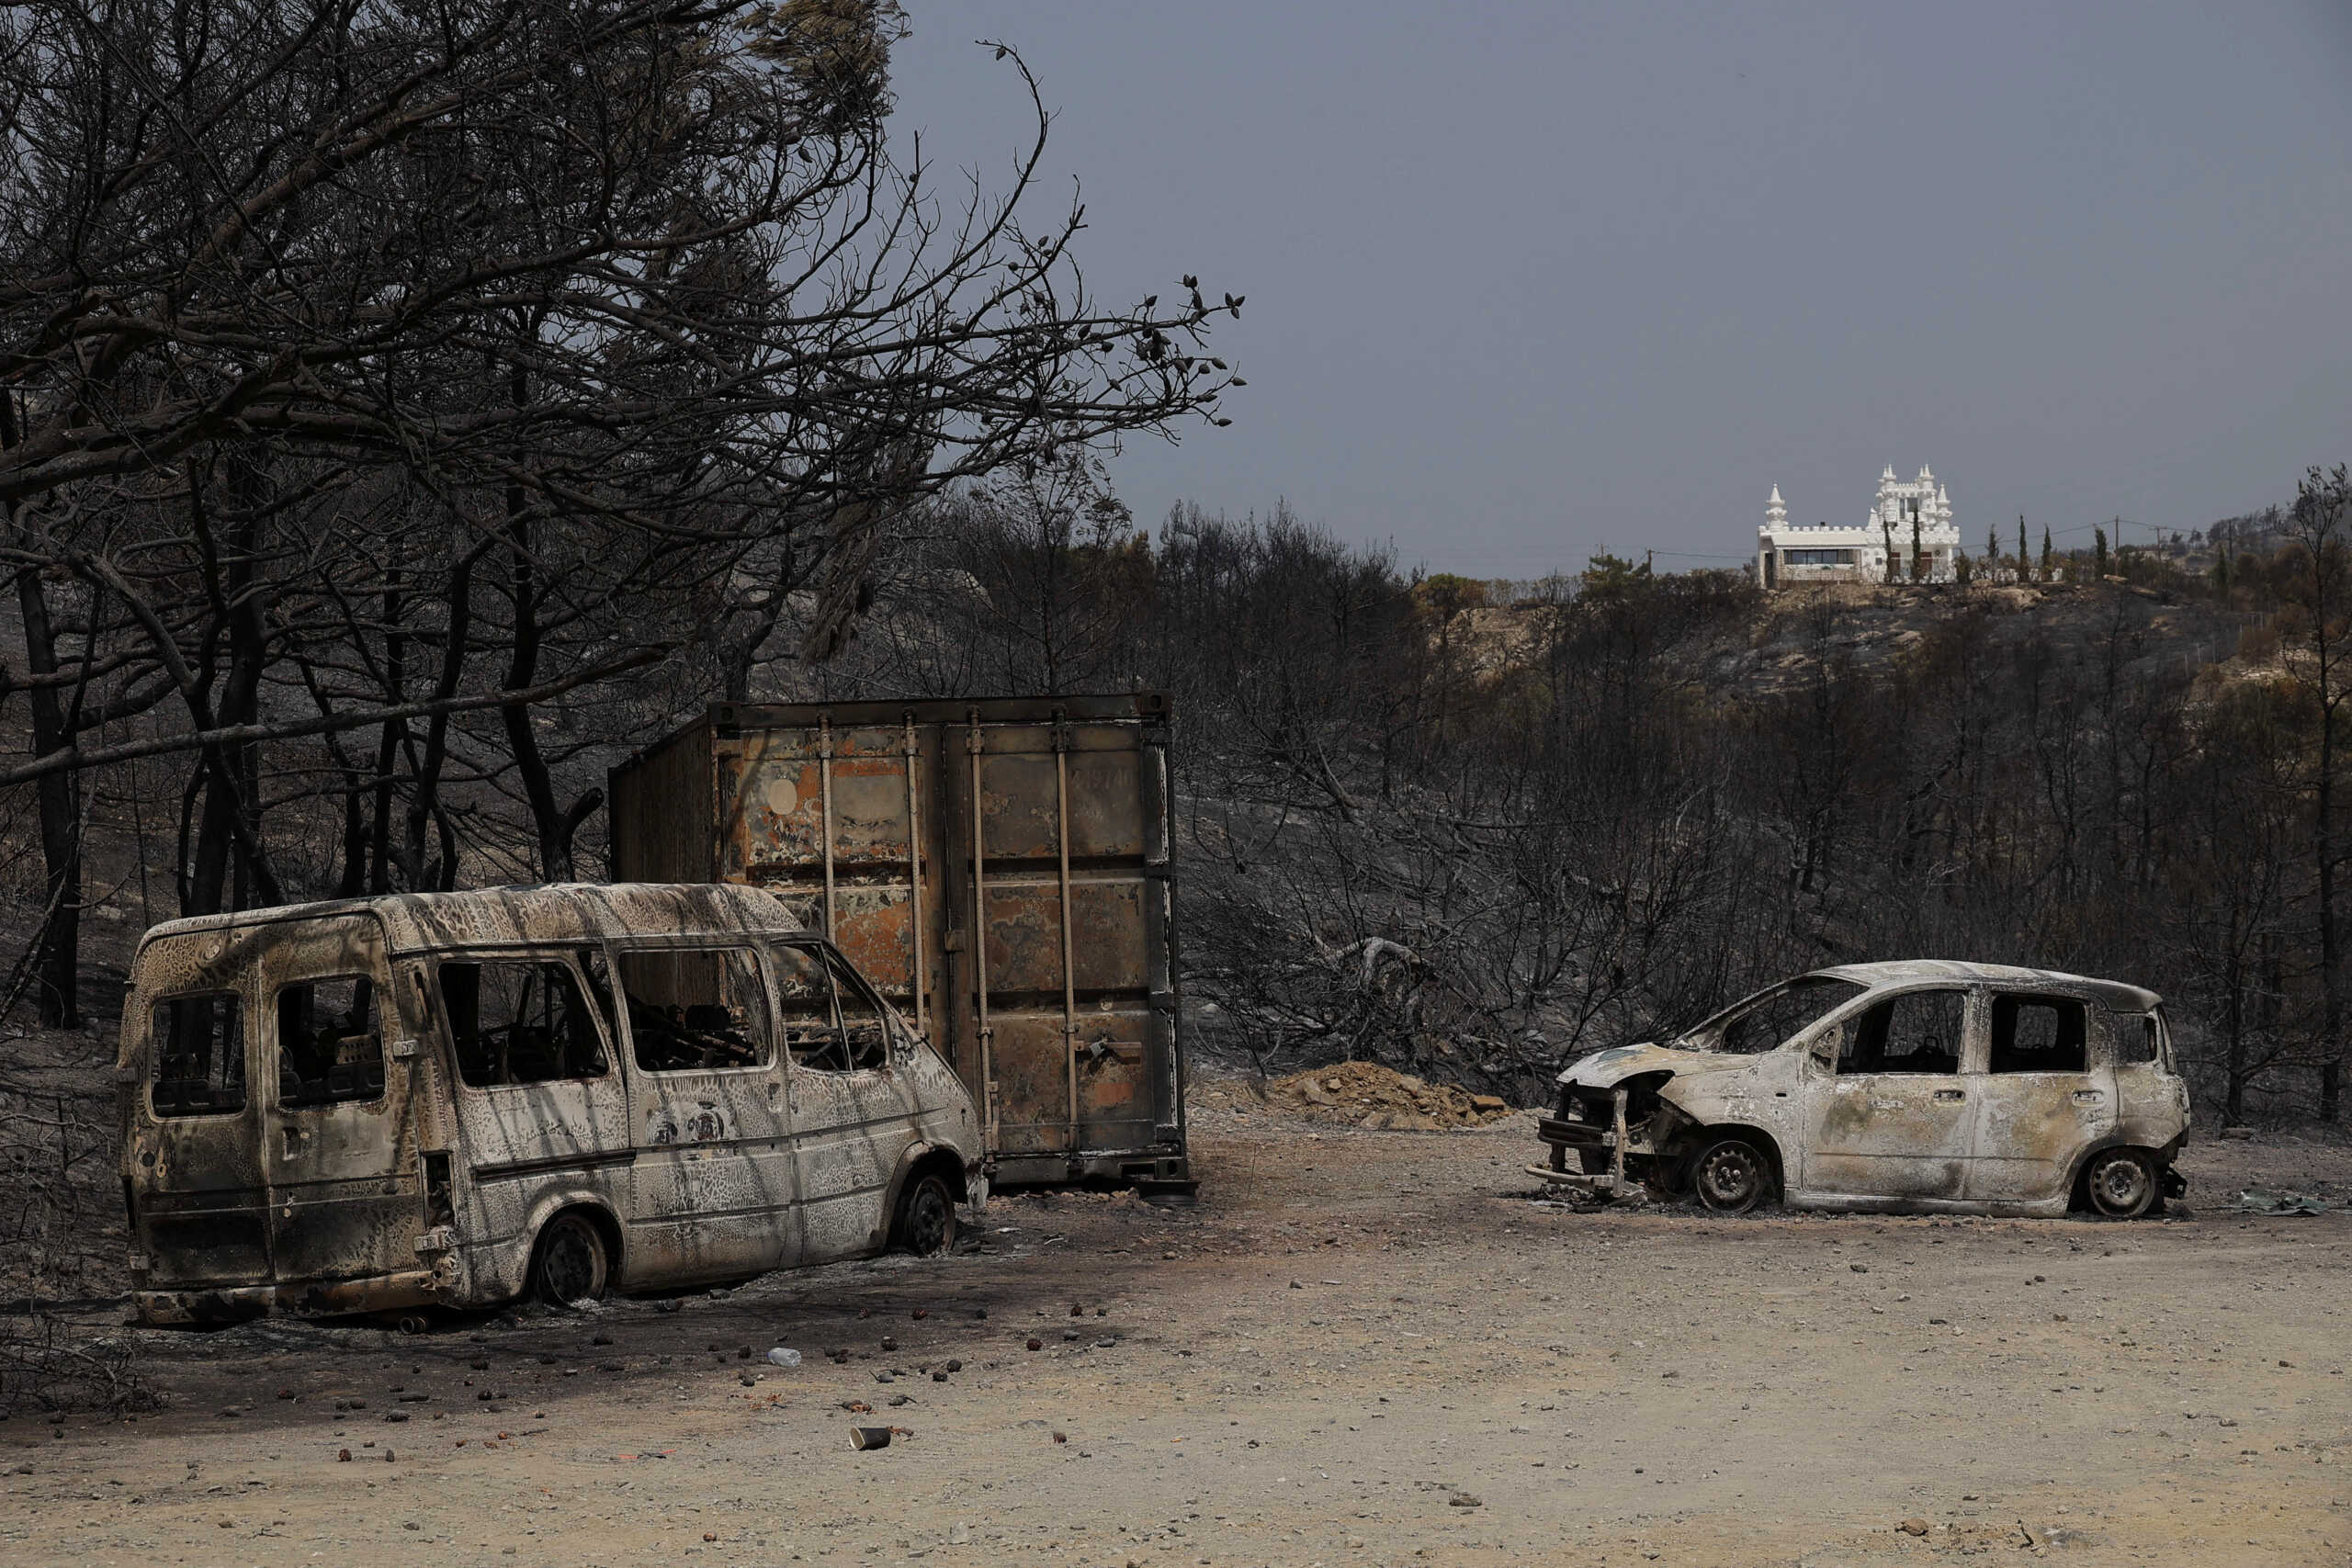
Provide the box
[851,1426,893,1451]
[765,1348,801,1368]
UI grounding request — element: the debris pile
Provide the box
[1269,1061,1515,1130]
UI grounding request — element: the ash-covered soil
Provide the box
[5,1077,2351,1566]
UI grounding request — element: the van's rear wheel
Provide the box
[1688,1135,1772,1214]
[2084,1147,2158,1219]
[529,1212,610,1305]
[891,1173,957,1256]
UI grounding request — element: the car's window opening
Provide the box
[1838,989,1966,1075]
[612,947,772,1073]
[151,992,245,1117]
[1686,976,1867,1055]
[277,975,383,1107]
[2116,1012,2159,1066]
[1989,995,2087,1074]
[442,960,608,1087]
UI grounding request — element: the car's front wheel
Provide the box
[2083,1147,2158,1219]
[1688,1135,1773,1214]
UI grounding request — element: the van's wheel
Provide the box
[528,1212,610,1306]
[2083,1147,2158,1219]
[1688,1135,1773,1214]
[891,1172,957,1256]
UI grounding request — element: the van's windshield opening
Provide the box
[773,945,889,1073]
[151,992,245,1116]
[1683,976,1867,1055]
[441,960,608,1087]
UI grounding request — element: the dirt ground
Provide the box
[6,1080,2352,1567]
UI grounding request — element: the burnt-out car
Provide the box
[120,884,983,1325]
[1531,962,2189,1217]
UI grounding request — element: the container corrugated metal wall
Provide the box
[607,696,1189,1191]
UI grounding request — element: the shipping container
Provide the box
[608,695,1191,1193]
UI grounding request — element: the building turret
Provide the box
[1758,464,1961,590]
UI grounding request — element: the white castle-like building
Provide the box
[1757,465,1958,588]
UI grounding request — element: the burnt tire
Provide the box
[890,1172,958,1256]
[2083,1146,2158,1220]
[527,1212,610,1306]
[1688,1135,1773,1215]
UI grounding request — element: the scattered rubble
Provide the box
[1266,1061,1516,1130]
[2235,1188,2343,1215]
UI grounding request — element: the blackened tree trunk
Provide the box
[497,430,599,884]
[370,574,406,893]
[14,567,81,1025]
[180,471,282,917]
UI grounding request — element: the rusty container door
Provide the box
[946,708,1174,1179]
[629,696,1188,1190]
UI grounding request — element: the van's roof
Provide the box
[1811,959,2161,1013]
[135,883,815,959]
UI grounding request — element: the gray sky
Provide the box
[893,3,2352,577]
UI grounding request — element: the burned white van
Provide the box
[120,884,983,1325]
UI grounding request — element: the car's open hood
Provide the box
[1556,1041,1757,1089]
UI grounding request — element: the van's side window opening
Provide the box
[277,976,383,1106]
[1989,995,2087,1073]
[151,993,244,1117]
[440,961,608,1087]
[616,948,773,1072]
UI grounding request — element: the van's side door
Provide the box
[434,953,632,1277]
[257,914,413,1286]
[776,942,914,1262]
[603,942,797,1282]
[1964,991,2116,1206]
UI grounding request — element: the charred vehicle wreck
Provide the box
[1532,962,2190,1218]
[121,884,983,1325]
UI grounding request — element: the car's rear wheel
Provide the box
[1688,1135,1773,1214]
[528,1212,610,1306]
[890,1172,957,1256]
[2083,1147,2158,1219]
